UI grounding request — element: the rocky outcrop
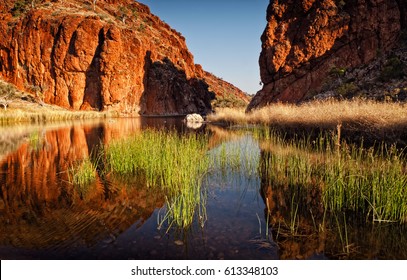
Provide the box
[248,0,405,110]
[140,55,214,115]
[0,0,243,115]
[202,70,250,108]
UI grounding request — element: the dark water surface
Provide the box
[1,118,407,259]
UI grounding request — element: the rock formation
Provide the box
[0,0,245,115]
[248,0,406,110]
[203,70,250,108]
[396,0,407,29]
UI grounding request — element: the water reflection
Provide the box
[141,116,205,132]
[2,120,407,259]
[0,120,276,259]
[0,119,166,259]
[259,148,407,259]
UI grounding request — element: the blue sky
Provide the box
[137,0,269,95]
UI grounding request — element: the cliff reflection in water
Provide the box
[3,120,407,260]
[0,119,165,256]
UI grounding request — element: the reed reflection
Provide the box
[259,146,407,260]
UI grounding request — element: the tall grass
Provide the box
[69,158,98,199]
[209,100,407,128]
[257,127,407,224]
[0,109,114,125]
[208,100,407,145]
[105,129,210,228]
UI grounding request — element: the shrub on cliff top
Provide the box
[11,0,42,17]
[0,82,17,110]
[380,57,406,82]
[336,82,359,98]
[11,0,28,17]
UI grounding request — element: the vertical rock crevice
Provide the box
[83,28,104,111]
[395,0,406,29]
[50,23,64,100]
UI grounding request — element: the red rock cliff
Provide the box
[0,0,218,115]
[248,0,405,110]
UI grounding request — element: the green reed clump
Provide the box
[257,128,407,224]
[323,143,407,223]
[69,158,97,198]
[106,129,210,228]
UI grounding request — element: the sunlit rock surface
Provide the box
[248,0,405,110]
[0,0,246,115]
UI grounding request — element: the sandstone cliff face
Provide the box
[248,0,405,110]
[0,0,240,115]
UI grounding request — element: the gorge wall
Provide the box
[248,0,406,110]
[0,0,245,115]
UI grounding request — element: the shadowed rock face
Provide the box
[140,55,215,116]
[0,0,228,115]
[396,0,407,28]
[248,0,405,110]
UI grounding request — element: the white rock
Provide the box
[185,113,204,123]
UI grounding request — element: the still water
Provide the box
[1,118,407,259]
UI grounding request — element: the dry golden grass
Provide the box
[0,108,116,125]
[208,100,407,127]
[0,95,119,125]
[0,78,121,125]
[207,100,407,144]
